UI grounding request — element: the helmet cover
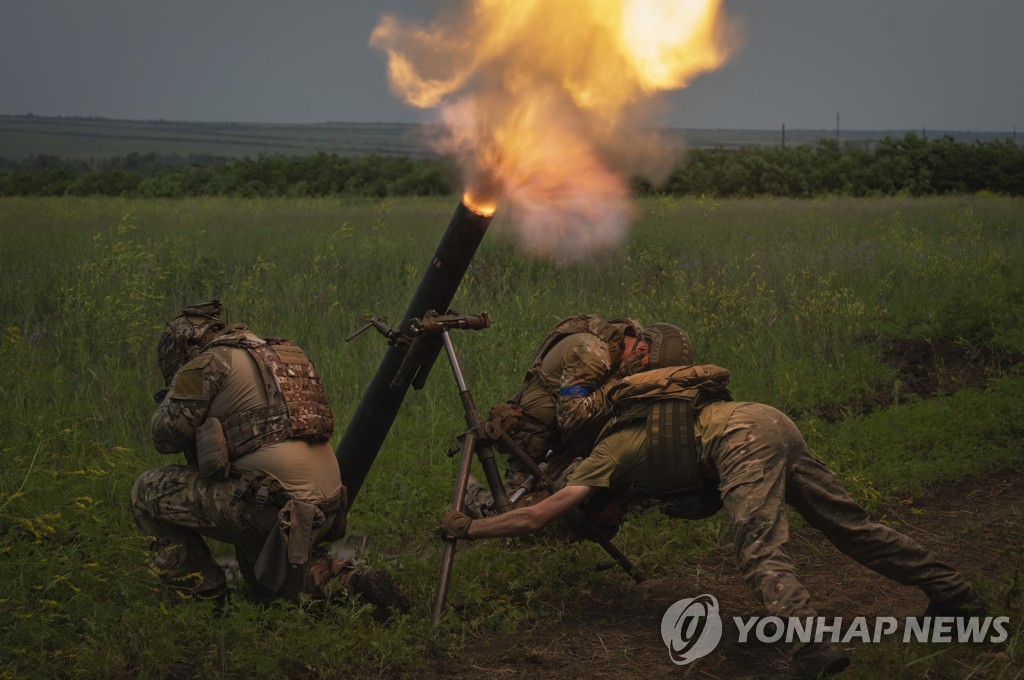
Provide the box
[157,300,226,383]
[640,323,693,369]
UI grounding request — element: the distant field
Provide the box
[1,114,1016,161]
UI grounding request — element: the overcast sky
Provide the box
[1,0,1021,132]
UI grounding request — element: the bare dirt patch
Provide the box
[811,336,1023,422]
[877,336,1023,399]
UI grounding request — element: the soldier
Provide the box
[466,316,691,516]
[442,325,986,678]
[131,301,409,617]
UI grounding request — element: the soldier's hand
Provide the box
[440,510,474,540]
[617,349,648,378]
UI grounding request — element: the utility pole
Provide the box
[782,123,786,149]
[836,112,840,144]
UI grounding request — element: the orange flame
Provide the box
[372,0,738,261]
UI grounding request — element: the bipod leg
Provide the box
[432,428,476,624]
[432,328,510,622]
[440,329,511,514]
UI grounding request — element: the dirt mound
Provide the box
[812,337,1023,422]
[878,336,1023,398]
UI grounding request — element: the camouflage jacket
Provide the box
[535,332,619,440]
[151,346,232,459]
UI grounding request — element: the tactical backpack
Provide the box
[195,327,334,478]
[607,364,733,518]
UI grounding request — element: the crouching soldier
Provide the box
[132,301,409,618]
[467,315,692,516]
[442,327,986,677]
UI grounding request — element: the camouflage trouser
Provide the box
[711,403,970,620]
[130,465,346,602]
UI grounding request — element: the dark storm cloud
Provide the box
[1,0,1020,131]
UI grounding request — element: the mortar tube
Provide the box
[335,199,494,504]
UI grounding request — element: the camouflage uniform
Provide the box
[466,318,640,516]
[132,325,348,602]
[569,400,973,620]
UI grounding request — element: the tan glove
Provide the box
[440,510,474,540]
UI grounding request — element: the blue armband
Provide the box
[560,385,592,397]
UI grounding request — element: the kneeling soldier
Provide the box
[132,301,408,617]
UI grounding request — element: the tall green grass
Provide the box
[1,195,1022,677]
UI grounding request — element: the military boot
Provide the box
[790,642,850,679]
[349,568,411,622]
[924,587,988,618]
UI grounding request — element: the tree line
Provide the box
[1,134,1022,198]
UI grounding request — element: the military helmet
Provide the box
[639,323,693,369]
[608,317,643,340]
[157,300,226,384]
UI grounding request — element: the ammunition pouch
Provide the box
[602,367,732,519]
[195,417,231,480]
[647,399,701,497]
[645,399,722,519]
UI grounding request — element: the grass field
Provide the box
[0,194,1022,677]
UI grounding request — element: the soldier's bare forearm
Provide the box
[468,485,593,539]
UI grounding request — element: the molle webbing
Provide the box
[248,341,334,441]
[220,404,292,460]
[646,399,701,497]
[208,334,334,460]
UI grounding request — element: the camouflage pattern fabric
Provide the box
[711,403,971,620]
[206,329,334,457]
[567,401,974,624]
[130,465,344,601]
[552,332,620,436]
[497,332,623,502]
[151,349,229,456]
[250,340,333,441]
[156,300,226,385]
[471,318,640,515]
